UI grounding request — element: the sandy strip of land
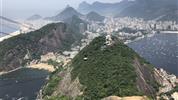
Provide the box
[0,31,21,42]
[104,96,148,100]
[0,67,23,75]
[0,71,6,75]
[122,96,148,100]
[27,63,55,72]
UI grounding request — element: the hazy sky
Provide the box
[1,0,121,19]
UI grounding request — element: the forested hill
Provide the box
[42,36,159,99]
[0,16,86,72]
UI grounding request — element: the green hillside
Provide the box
[41,36,159,100]
[70,36,158,99]
[0,17,85,72]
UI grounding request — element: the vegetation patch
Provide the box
[0,17,85,71]
[42,75,61,96]
[71,36,144,99]
[47,59,62,69]
[42,66,64,96]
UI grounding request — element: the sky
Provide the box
[1,0,121,19]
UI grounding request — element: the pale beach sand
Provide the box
[27,63,55,72]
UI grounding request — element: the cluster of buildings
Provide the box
[104,17,178,32]
[87,17,178,33]
[87,22,105,33]
[154,68,178,100]
[62,31,100,59]
[154,68,178,93]
[86,17,178,44]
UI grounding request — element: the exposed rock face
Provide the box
[53,69,82,98]
[133,58,157,97]
[38,23,67,51]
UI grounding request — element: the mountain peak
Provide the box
[86,11,105,22]
[71,36,158,98]
[87,11,98,15]
[27,14,42,20]
[92,1,101,5]
[80,1,90,5]
[47,6,82,21]
[63,6,75,11]
[52,36,158,99]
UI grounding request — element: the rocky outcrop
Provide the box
[133,58,157,97]
[53,69,83,98]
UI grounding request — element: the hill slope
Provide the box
[71,36,158,99]
[0,17,86,72]
[42,36,159,99]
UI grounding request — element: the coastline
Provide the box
[125,33,155,44]
[126,31,178,45]
[0,30,21,42]
[0,63,55,76]
[0,67,23,76]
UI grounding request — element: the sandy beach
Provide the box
[105,96,148,100]
[27,63,55,72]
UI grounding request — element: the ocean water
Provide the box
[128,33,178,76]
[0,68,49,100]
[0,24,19,37]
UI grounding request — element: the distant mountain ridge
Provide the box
[118,0,178,21]
[27,14,42,20]
[78,0,178,21]
[78,0,134,16]
[45,6,83,21]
